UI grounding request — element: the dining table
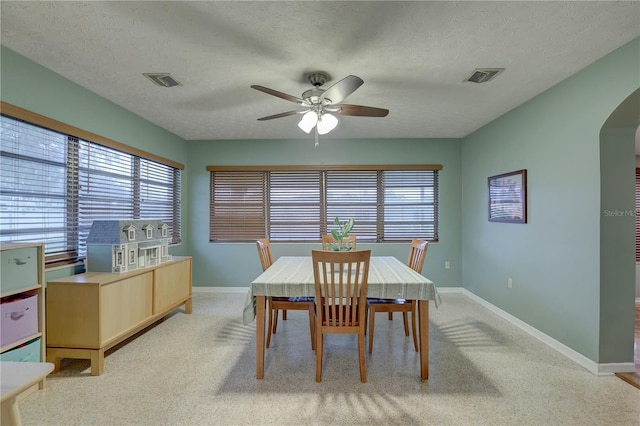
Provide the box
[243,255,441,380]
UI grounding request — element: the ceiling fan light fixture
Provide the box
[253,72,387,142]
[317,113,338,135]
[298,110,318,133]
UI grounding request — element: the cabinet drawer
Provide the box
[0,338,41,362]
[1,247,39,294]
[1,295,39,347]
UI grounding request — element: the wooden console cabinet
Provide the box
[46,256,191,375]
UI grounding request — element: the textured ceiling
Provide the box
[1,1,639,141]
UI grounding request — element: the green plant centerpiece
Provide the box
[328,217,355,251]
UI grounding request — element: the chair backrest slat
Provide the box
[312,249,371,327]
[256,238,274,271]
[407,239,428,273]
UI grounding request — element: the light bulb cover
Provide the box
[298,111,318,134]
[317,113,338,135]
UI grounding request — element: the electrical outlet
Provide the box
[507,278,513,289]
[445,261,450,270]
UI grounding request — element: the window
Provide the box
[0,106,182,266]
[209,165,440,242]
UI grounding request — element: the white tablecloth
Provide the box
[243,256,441,324]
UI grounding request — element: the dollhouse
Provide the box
[86,219,170,273]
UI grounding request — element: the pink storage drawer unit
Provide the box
[0,294,39,348]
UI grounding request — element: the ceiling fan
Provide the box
[251,72,389,145]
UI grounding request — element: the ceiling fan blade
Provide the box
[319,75,363,104]
[336,104,389,117]
[256,110,301,121]
[251,85,303,104]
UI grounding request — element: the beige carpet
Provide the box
[20,293,639,425]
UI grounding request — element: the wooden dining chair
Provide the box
[321,234,356,251]
[366,239,428,353]
[312,249,371,383]
[256,238,315,350]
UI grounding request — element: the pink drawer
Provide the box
[0,294,38,348]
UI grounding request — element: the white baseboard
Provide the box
[456,288,635,375]
[193,285,636,375]
[432,287,463,294]
[193,286,248,293]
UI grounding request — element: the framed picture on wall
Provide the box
[488,169,527,223]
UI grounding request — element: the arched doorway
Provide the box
[601,88,640,386]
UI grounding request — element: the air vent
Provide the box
[143,73,182,88]
[465,68,504,83]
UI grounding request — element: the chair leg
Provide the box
[402,312,410,336]
[307,306,316,351]
[358,331,367,383]
[388,312,393,320]
[364,305,368,335]
[266,302,274,348]
[410,301,418,352]
[272,309,279,334]
[315,332,323,382]
[368,307,376,353]
[282,310,287,320]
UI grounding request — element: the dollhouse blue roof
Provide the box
[86,219,166,244]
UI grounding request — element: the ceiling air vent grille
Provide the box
[143,73,182,88]
[465,68,504,83]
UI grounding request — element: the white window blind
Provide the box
[325,170,378,241]
[139,159,182,243]
[270,171,321,241]
[383,170,439,241]
[0,117,75,262]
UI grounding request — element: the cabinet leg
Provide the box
[46,353,61,373]
[184,297,192,314]
[90,349,104,376]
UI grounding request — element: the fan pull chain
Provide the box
[314,125,319,148]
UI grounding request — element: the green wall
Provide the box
[187,138,462,289]
[461,38,639,363]
[0,45,191,282]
